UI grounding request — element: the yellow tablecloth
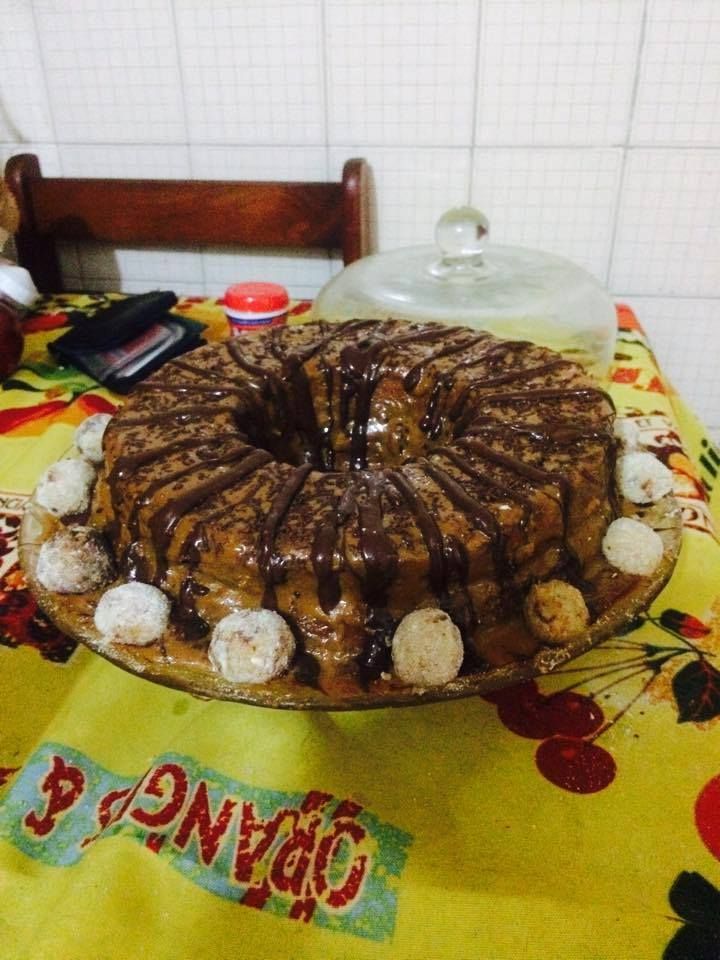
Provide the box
[1,296,720,960]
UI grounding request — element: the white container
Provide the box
[0,261,38,378]
[0,260,38,313]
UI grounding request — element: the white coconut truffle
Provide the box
[208,609,295,683]
[616,452,673,505]
[94,581,170,646]
[602,517,664,576]
[391,608,463,687]
[35,457,95,517]
[74,413,112,464]
[36,526,114,594]
[524,580,590,645]
[613,417,641,451]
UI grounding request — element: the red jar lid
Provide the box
[224,282,289,315]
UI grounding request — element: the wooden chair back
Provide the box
[4,154,375,293]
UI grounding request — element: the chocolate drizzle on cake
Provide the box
[175,575,211,641]
[97,317,618,688]
[311,503,343,614]
[421,461,499,557]
[356,477,399,607]
[133,383,248,400]
[403,332,491,392]
[432,445,532,520]
[387,469,447,597]
[311,485,356,614]
[258,464,313,609]
[114,406,228,427]
[147,447,271,583]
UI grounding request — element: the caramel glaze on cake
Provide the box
[90,318,619,693]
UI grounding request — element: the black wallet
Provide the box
[49,292,205,393]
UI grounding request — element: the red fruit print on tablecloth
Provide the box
[696,774,720,863]
[484,681,615,794]
[662,768,720,956]
[535,738,616,794]
[0,497,76,663]
[485,599,720,795]
[0,562,76,664]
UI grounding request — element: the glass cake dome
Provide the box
[314,206,617,379]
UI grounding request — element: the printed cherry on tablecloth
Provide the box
[484,681,616,794]
[484,600,720,795]
[0,497,76,663]
[661,761,720,956]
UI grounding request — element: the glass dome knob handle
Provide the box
[435,206,489,258]
[429,207,491,280]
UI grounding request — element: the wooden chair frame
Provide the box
[4,154,375,292]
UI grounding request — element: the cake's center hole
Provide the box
[244,394,438,474]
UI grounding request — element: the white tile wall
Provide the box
[325,0,478,147]
[615,295,720,428]
[174,0,326,145]
[59,144,192,179]
[475,0,645,146]
[1,0,719,438]
[188,145,329,181]
[329,145,471,250]
[632,0,720,146]
[0,2,54,143]
[611,149,720,297]
[470,148,623,278]
[34,0,187,144]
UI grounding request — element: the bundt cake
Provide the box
[25,318,678,703]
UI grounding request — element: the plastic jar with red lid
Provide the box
[223,282,289,335]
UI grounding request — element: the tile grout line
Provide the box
[611,293,720,301]
[28,2,60,164]
[4,139,719,153]
[167,0,207,293]
[319,0,333,277]
[27,0,79,283]
[605,0,650,291]
[467,0,484,203]
[320,0,331,171]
